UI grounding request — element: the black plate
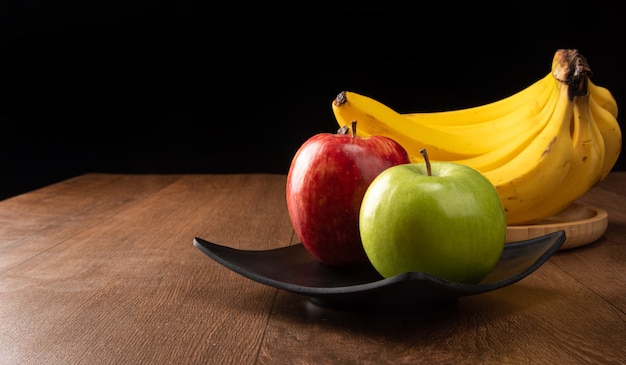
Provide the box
[193,231,566,312]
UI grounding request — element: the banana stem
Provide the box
[552,49,592,99]
[420,148,432,176]
[337,125,349,135]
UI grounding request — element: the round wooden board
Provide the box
[506,203,608,250]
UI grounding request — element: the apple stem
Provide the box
[420,148,432,176]
[351,120,357,138]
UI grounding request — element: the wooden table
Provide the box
[1,172,624,364]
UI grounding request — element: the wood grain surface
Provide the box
[0,172,624,364]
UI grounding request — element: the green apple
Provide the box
[359,149,507,284]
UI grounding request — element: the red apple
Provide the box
[286,121,411,266]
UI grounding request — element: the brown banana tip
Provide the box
[337,125,349,134]
[333,91,347,107]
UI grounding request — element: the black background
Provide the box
[1,1,624,200]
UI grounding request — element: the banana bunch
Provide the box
[332,49,622,225]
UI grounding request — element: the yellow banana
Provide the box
[443,81,560,172]
[504,92,605,224]
[483,77,575,225]
[332,91,492,161]
[403,73,554,126]
[402,74,557,154]
[589,90,622,179]
[588,79,618,119]
[334,74,560,165]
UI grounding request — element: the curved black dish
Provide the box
[193,230,566,312]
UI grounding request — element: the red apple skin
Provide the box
[286,130,410,266]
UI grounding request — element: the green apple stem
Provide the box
[420,148,432,176]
